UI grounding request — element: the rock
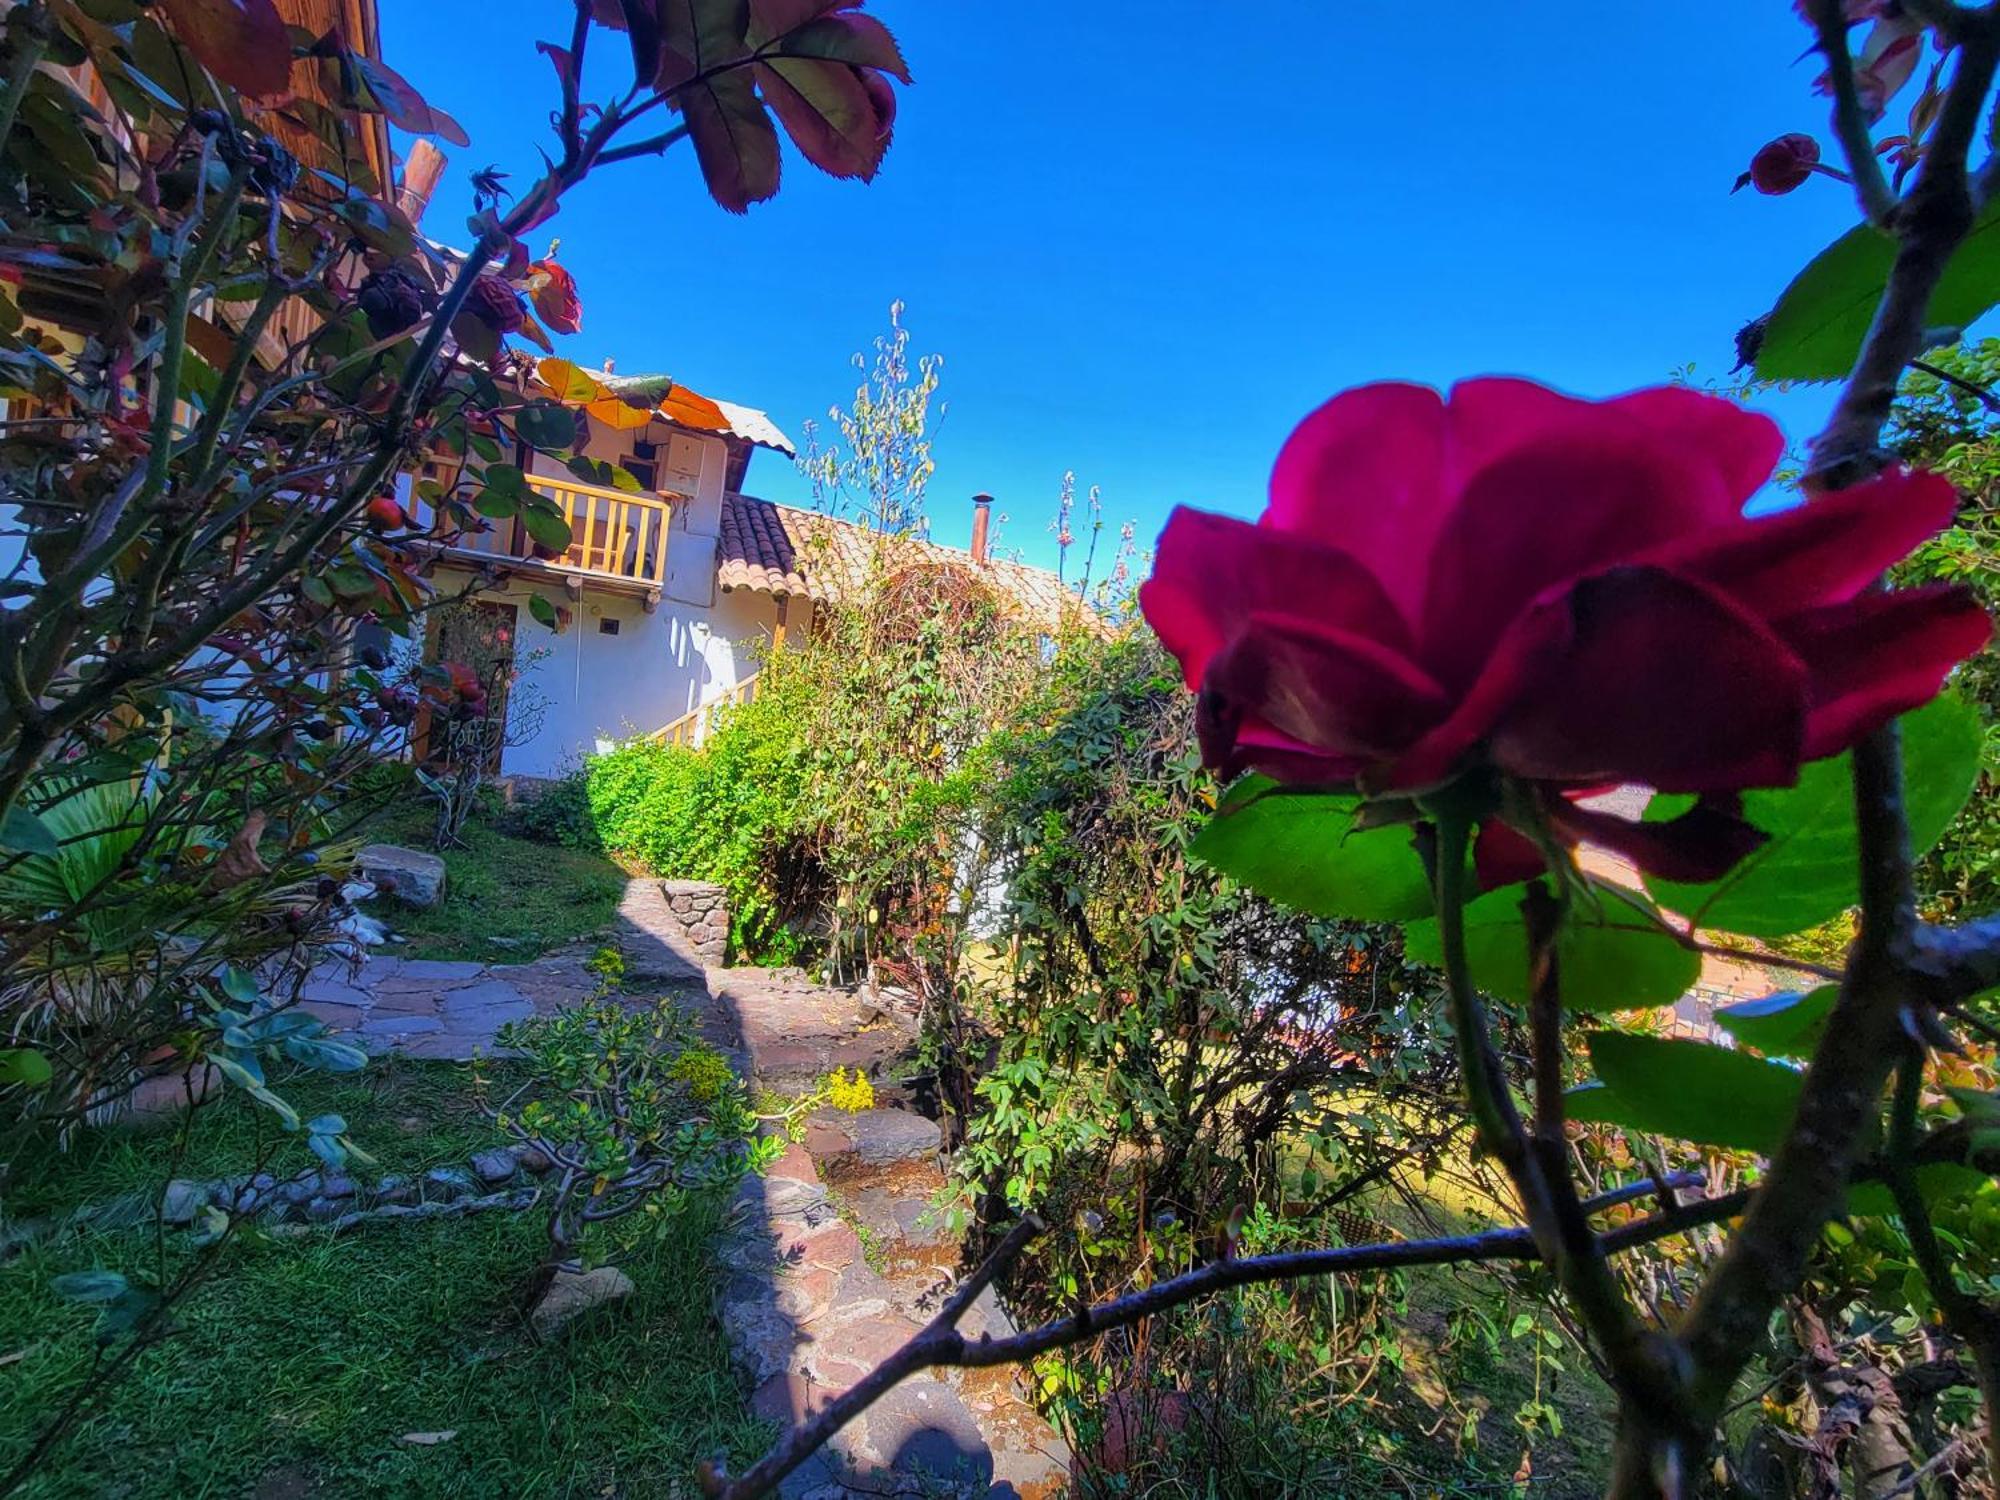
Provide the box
[374,1174,415,1205]
[530,1265,636,1338]
[279,1173,321,1206]
[159,1179,207,1226]
[804,1108,942,1172]
[423,1166,475,1201]
[510,1142,554,1174]
[355,844,448,910]
[319,1174,356,1201]
[468,1149,517,1186]
[304,1196,344,1223]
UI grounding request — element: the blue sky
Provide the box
[381,4,1874,569]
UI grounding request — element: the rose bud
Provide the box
[315,875,340,900]
[358,643,390,670]
[356,266,426,338]
[301,718,336,741]
[364,495,408,533]
[464,274,525,336]
[1734,133,1820,195]
[359,706,386,730]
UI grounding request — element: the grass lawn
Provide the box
[0,1061,768,1499]
[363,801,628,963]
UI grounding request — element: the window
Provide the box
[626,439,658,491]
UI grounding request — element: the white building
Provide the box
[398,360,1077,779]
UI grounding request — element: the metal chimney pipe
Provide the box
[970,493,992,563]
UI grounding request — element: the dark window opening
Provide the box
[598,617,621,636]
[626,439,658,491]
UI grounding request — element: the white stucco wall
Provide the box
[402,402,790,778]
[427,568,783,779]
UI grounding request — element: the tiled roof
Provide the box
[717,493,1092,631]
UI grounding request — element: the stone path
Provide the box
[301,877,1068,1498]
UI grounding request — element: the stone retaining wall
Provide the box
[659,879,730,966]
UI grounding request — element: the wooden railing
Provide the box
[654,672,761,749]
[447,474,681,589]
[531,475,679,587]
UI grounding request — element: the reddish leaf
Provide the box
[158,0,292,99]
[527,259,582,335]
[776,14,910,82]
[537,41,580,95]
[679,68,780,213]
[755,57,890,180]
[352,52,470,146]
[655,0,751,90]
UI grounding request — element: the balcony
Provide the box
[442,474,682,595]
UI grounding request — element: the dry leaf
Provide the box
[209,811,269,891]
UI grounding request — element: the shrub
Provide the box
[583,688,812,963]
[500,770,601,851]
[480,981,772,1267]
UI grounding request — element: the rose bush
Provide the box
[1139,379,1991,879]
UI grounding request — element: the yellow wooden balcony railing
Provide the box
[443,474,682,589]
[527,475,681,587]
[653,672,761,749]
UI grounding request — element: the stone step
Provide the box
[720,969,921,1095]
[714,1139,1069,1498]
[803,1108,942,1187]
[835,1180,957,1281]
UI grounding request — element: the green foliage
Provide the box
[1566,1034,1805,1156]
[1403,882,1699,1012]
[1755,195,2000,382]
[1889,343,2000,920]
[1643,694,1983,936]
[585,699,808,963]
[497,770,601,851]
[1190,780,1434,922]
[484,991,766,1261]
[1713,986,1839,1059]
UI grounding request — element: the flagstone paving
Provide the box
[299,875,1069,1498]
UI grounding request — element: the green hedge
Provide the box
[584,689,809,963]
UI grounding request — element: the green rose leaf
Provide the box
[1847,1164,1992,1218]
[514,401,578,451]
[520,502,573,553]
[1404,883,1698,1012]
[0,1048,51,1088]
[1567,1032,1803,1155]
[1189,778,1433,922]
[473,485,521,519]
[1756,194,2000,382]
[528,593,561,630]
[1714,985,1839,1060]
[1,805,57,857]
[1645,696,1982,937]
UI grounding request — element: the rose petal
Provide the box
[1444,379,1781,512]
[1204,611,1449,760]
[1775,586,1992,758]
[1195,689,1367,785]
[1547,795,1769,884]
[1638,467,1958,618]
[1487,568,1809,791]
[1603,387,1785,509]
[1140,506,1410,692]
[1474,818,1546,888]
[1265,383,1449,620]
[1417,430,1735,689]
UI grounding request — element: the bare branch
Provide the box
[714,1184,1750,1500]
